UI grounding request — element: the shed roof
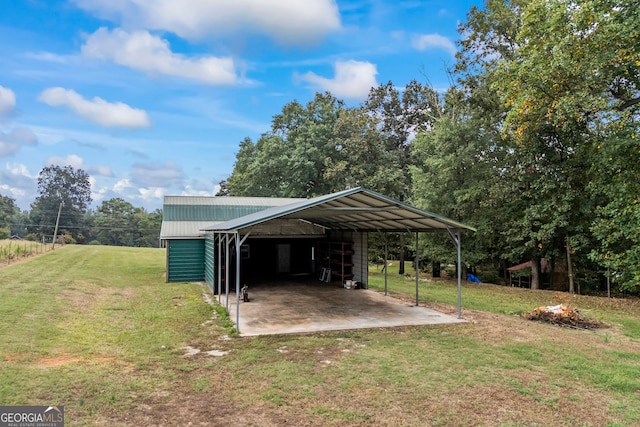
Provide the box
[203,187,475,234]
[160,195,302,239]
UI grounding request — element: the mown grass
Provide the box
[368,262,640,338]
[0,245,216,423]
[1,247,639,426]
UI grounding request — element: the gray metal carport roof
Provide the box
[201,187,476,334]
[202,187,475,233]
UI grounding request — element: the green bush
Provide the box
[0,228,10,240]
[478,270,502,285]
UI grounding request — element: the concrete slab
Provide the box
[216,282,466,336]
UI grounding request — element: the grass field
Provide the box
[1,246,639,426]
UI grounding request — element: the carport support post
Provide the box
[384,233,388,296]
[415,232,419,306]
[235,231,251,334]
[235,232,241,334]
[455,230,462,319]
[225,233,231,312]
[217,233,222,304]
[447,229,463,319]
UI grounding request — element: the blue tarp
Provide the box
[466,273,481,283]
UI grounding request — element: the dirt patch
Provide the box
[27,354,127,369]
[103,372,292,427]
[34,354,83,367]
[4,353,29,363]
[58,288,98,308]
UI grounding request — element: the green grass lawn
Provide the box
[368,262,640,338]
[1,246,639,426]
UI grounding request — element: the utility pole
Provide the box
[52,201,63,249]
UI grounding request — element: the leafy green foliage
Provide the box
[0,194,19,231]
[93,198,161,247]
[325,107,404,195]
[440,0,639,291]
[30,165,92,242]
[94,198,136,246]
[227,93,344,197]
[589,125,640,291]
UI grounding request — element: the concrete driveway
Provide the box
[217,282,465,336]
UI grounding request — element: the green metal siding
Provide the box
[167,239,205,282]
[204,235,215,292]
[164,204,277,221]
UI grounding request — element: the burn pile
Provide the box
[523,304,605,330]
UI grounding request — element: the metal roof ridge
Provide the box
[358,188,477,232]
[199,187,475,233]
[200,188,364,232]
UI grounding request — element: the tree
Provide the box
[363,80,440,198]
[445,0,639,292]
[94,198,136,246]
[486,0,638,291]
[589,122,640,292]
[133,208,162,247]
[324,107,404,195]
[363,80,440,274]
[30,165,92,242]
[0,194,19,233]
[411,86,508,279]
[215,180,231,196]
[226,93,344,198]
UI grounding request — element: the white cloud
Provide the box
[73,0,341,46]
[0,86,16,117]
[0,127,38,157]
[0,163,38,209]
[412,33,457,56]
[23,52,70,63]
[111,178,164,205]
[90,176,108,205]
[38,87,151,128]
[46,154,85,169]
[130,161,184,188]
[91,165,114,177]
[46,154,113,177]
[113,178,134,194]
[138,187,165,202]
[297,60,378,100]
[181,182,218,197]
[82,28,239,85]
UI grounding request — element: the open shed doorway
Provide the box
[240,238,318,284]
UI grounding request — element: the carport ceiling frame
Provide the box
[202,187,476,234]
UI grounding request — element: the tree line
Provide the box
[220,0,639,295]
[0,165,162,247]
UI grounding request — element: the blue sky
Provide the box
[0,0,481,211]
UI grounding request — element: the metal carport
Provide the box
[202,187,476,333]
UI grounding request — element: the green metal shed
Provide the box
[166,239,205,282]
[160,195,302,283]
